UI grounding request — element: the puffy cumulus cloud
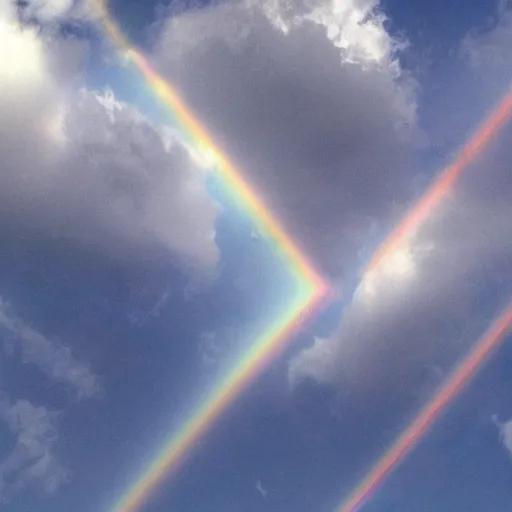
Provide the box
[0,399,69,501]
[261,0,404,65]
[290,110,512,403]
[289,0,512,402]
[0,3,219,277]
[58,89,220,272]
[154,0,420,279]
[0,299,101,399]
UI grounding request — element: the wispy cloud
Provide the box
[0,398,69,501]
[0,298,101,400]
[494,415,512,458]
[256,479,268,499]
[198,331,221,367]
[288,2,512,400]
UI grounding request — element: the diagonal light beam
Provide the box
[91,3,329,512]
[338,303,512,512]
[365,86,512,280]
[92,4,512,511]
[338,86,512,511]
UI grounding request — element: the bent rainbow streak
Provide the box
[113,290,324,512]
[92,2,328,512]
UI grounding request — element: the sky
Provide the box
[0,0,511,511]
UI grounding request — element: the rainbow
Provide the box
[93,0,324,289]
[92,2,512,511]
[365,86,512,278]
[92,2,328,512]
[338,303,512,512]
[339,86,512,511]
[111,290,325,512]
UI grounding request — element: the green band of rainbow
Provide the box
[92,2,329,511]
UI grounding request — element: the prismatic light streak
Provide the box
[338,86,512,511]
[92,3,330,512]
[365,86,512,279]
[338,303,512,512]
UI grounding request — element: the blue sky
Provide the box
[0,0,511,511]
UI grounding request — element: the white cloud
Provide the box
[0,3,219,278]
[156,0,512,408]
[462,1,512,72]
[289,336,336,387]
[154,0,420,279]
[0,399,69,501]
[156,1,512,407]
[19,0,74,23]
[290,145,511,396]
[0,299,101,399]
[198,331,221,367]
[256,479,268,499]
[261,0,406,67]
[288,3,512,399]
[493,414,512,459]
[500,419,512,458]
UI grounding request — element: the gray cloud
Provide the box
[462,1,512,73]
[150,0,508,408]
[0,399,69,501]
[154,0,421,279]
[289,6,512,403]
[0,3,219,277]
[0,299,101,399]
[151,0,511,408]
[18,0,74,22]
